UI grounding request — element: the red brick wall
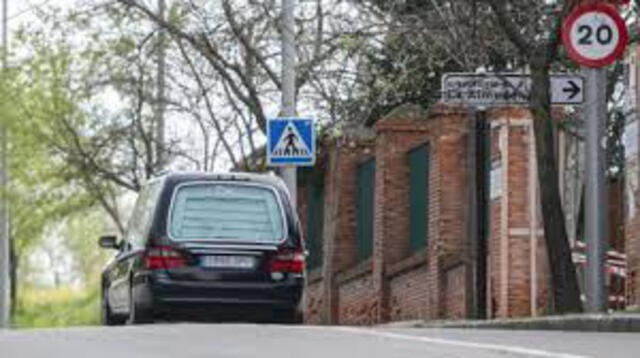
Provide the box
[507,237,532,317]
[486,109,551,319]
[305,279,324,325]
[374,119,433,266]
[315,136,375,324]
[293,93,640,322]
[388,265,431,321]
[336,272,377,325]
[331,141,375,273]
[506,126,533,318]
[299,106,476,325]
[430,111,470,267]
[372,113,439,322]
[430,108,471,318]
[609,179,625,253]
[300,105,562,325]
[303,105,562,324]
[443,264,468,319]
[377,107,470,322]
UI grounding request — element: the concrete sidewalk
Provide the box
[380,313,640,332]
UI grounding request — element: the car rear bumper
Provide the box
[136,272,304,313]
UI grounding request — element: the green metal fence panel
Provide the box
[306,181,324,270]
[409,144,430,252]
[356,159,375,261]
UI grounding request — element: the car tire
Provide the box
[127,285,154,325]
[101,289,125,326]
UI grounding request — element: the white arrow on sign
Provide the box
[550,76,584,104]
[441,73,584,106]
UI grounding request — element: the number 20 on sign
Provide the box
[562,3,628,68]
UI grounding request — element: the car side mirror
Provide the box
[98,235,119,250]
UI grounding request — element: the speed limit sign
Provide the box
[562,3,628,68]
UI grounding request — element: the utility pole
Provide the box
[0,0,10,328]
[280,0,297,205]
[155,0,166,170]
[584,67,607,312]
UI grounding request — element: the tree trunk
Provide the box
[529,60,583,314]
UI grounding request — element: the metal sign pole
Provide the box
[281,0,297,206]
[584,67,607,313]
[561,1,627,314]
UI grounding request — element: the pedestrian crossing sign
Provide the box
[267,118,315,166]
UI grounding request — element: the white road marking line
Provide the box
[316,327,592,358]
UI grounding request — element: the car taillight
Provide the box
[268,249,305,273]
[145,246,187,270]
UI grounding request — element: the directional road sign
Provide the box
[441,73,584,106]
[562,3,628,68]
[267,117,315,166]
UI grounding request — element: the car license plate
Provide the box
[200,255,255,269]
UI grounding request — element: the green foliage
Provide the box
[0,53,99,257]
[11,209,109,328]
[167,2,188,27]
[60,211,112,286]
[348,1,521,124]
[0,21,116,328]
[362,0,431,14]
[12,285,101,329]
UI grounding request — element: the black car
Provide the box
[98,172,306,325]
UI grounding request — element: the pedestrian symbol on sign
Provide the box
[272,123,310,157]
[267,118,315,166]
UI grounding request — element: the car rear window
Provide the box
[169,183,285,243]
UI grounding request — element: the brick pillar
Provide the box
[369,105,471,322]
[486,108,551,318]
[320,135,374,324]
[372,113,432,322]
[428,106,471,318]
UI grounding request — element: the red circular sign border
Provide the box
[562,3,629,68]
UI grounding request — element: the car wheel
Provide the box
[127,285,153,325]
[101,289,125,326]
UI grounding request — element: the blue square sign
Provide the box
[267,118,315,166]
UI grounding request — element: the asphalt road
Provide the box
[1,324,639,358]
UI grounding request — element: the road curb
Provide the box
[379,314,640,332]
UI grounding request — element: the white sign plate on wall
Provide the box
[623,121,638,160]
[490,161,503,200]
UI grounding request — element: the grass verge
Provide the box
[12,285,100,328]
